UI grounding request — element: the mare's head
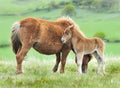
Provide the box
[61,25,74,43]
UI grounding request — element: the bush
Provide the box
[93,32,106,39]
[62,3,76,16]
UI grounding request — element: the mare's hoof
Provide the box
[82,70,87,74]
[16,71,22,74]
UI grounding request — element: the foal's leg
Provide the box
[93,52,101,74]
[94,51,106,75]
[53,53,61,72]
[97,50,106,75]
[60,50,70,73]
[16,44,32,74]
[101,56,105,75]
[76,52,84,74]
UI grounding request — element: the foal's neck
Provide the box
[72,29,86,40]
[71,28,86,51]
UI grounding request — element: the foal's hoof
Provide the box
[78,72,82,75]
[60,70,64,74]
[96,72,105,76]
[102,72,106,76]
[52,67,58,73]
[16,71,23,74]
[78,71,82,75]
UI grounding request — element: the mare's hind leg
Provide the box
[16,44,32,74]
[82,55,92,73]
[53,53,61,72]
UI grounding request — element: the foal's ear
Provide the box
[69,25,74,30]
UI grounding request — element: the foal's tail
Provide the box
[11,22,21,54]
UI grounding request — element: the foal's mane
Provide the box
[57,17,86,37]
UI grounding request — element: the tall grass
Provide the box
[0,57,120,88]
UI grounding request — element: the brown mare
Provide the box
[61,24,106,75]
[11,17,92,74]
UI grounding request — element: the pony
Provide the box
[61,25,106,75]
[11,17,92,74]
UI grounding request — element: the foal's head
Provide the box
[61,25,73,43]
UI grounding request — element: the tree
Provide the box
[62,3,76,16]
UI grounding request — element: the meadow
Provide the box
[0,0,120,88]
[0,57,120,88]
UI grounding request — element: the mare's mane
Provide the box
[57,17,86,37]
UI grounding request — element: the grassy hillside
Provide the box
[0,0,70,14]
[1,8,120,44]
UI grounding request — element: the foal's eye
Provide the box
[65,32,69,35]
[65,30,69,35]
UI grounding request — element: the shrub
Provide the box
[93,32,106,39]
[62,3,76,16]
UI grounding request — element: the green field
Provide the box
[0,57,120,88]
[0,0,120,88]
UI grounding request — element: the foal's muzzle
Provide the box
[61,38,66,44]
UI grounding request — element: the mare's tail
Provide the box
[11,22,21,54]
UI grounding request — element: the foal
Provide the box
[61,25,106,75]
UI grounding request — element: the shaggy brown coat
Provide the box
[61,25,105,75]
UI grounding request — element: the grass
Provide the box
[0,57,120,88]
[105,43,120,56]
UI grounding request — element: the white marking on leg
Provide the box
[101,57,106,75]
[93,51,101,74]
[76,52,84,74]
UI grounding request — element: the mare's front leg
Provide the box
[16,44,32,74]
[53,53,61,72]
[60,49,70,73]
[76,52,84,74]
